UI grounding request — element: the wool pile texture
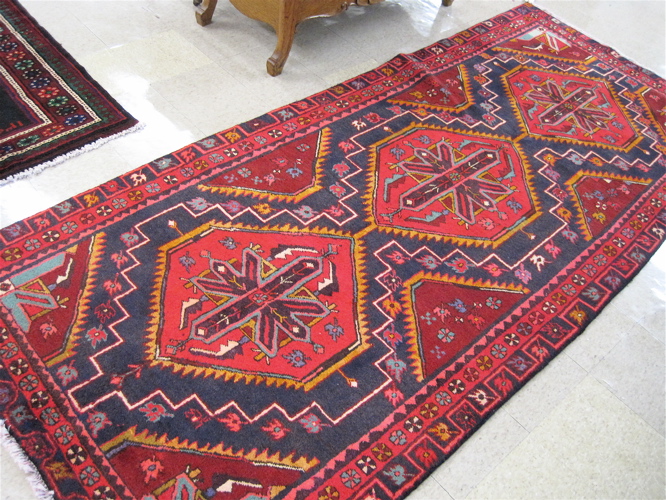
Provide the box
[0,4,665,499]
[0,0,137,181]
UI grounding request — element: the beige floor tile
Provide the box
[466,440,584,500]
[502,353,587,431]
[409,475,454,500]
[0,181,42,228]
[19,2,107,60]
[591,325,666,436]
[469,377,665,499]
[60,0,180,48]
[150,64,275,137]
[78,30,214,93]
[109,86,205,167]
[562,300,630,372]
[536,0,666,76]
[433,408,528,499]
[604,260,666,336]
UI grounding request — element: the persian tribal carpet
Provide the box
[0,0,137,181]
[1,3,665,499]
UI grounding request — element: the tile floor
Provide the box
[0,0,664,498]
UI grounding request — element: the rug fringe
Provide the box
[0,122,144,188]
[0,420,54,500]
[531,0,664,78]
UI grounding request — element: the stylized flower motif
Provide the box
[179,252,196,273]
[120,231,140,247]
[567,152,584,165]
[94,302,116,324]
[110,252,128,269]
[37,86,60,99]
[39,321,57,339]
[490,372,514,396]
[253,203,273,215]
[561,227,579,243]
[385,250,407,264]
[187,197,211,211]
[416,254,438,270]
[514,263,532,284]
[338,141,355,153]
[582,286,601,302]
[22,435,52,461]
[483,262,505,277]
[490,343,507,359]
[469,388,493,407]
[485,296,501,309]
[185,408,211,429]
[383,464,409,486]
[56,362,78,386]
[325,318,344,341]
[87,411,111,437]
[568,305,587,326]
[468,314,485,330]
[140,402,173,423]
[140,456,164,483]
[384,385,404,407]
[286,166,303,178]
[283,350,310,368]
[415,444,438,468]
[381,297,402,318]
[448,298,467,313]
[300,413,327,434]
[221,200,243,213]
[438,328,455,343]
[478,217,495,230]
[325,204,344,217]
[529,341,549,362]
[382,325,403,348]
[435,391,452,406]
[219,236,236,250]
[294,205,317,219]
[86,327,108,348]
[11,405,33,425]
[329,183,346,198]
[381,271,402,292]
[262,419,290,440]
[477,355,493,371]
[102,277,122,296]
[218,412,244,432]
[389,430,407,446]
[341,468,361,488]
[386,356,407,382]
[109,365,142,388]
[446,257,470,274]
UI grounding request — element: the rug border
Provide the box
[0,0,139,181]
[0,2,664,499]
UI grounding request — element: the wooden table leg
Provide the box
[443,0,454,6]
[266,0,298,76]
[195,0,218,26]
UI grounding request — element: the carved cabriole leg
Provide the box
[443,0,454,6]
[195,0,218,26]
[267,0,298,76]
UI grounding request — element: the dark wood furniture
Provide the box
[196,0,455,76]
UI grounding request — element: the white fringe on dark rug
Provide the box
[0,419,54,500]
[0,122,144,188]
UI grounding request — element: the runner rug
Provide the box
[0,4,664,499]
[0,0,137,182]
